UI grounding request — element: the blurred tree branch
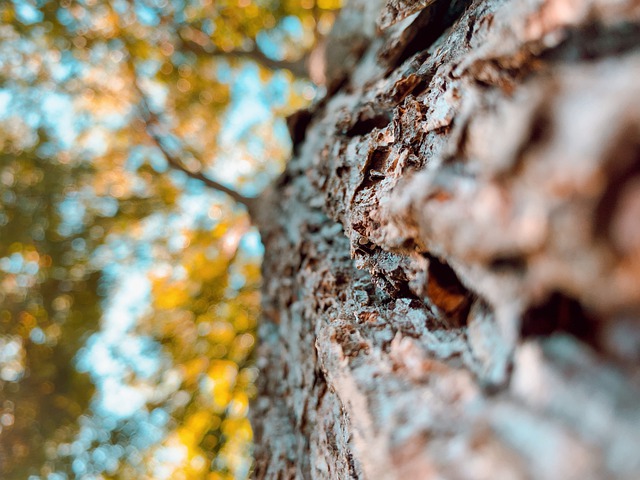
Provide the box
[126,58,257,215]
[178,38,311,79]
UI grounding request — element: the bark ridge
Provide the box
[252,0,640,478]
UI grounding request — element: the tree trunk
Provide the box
[251,0,640,478]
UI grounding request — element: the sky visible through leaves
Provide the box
[0,0,340,478]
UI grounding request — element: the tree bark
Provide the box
[251,0,640,478]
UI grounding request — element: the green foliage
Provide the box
[0,0,340,478]
[0,132,102,478]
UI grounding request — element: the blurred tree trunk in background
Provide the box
[251,0,640,478]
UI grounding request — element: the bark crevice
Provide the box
[251,0,640,477]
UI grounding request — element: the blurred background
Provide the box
[0,0,340,478]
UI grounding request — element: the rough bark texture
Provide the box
[251,0,640,478]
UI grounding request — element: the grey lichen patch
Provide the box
[252,0,640,478]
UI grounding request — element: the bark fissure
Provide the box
[252,0,640,478]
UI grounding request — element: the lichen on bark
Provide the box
[251,0,640,478]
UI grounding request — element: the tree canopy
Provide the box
[0,0,340,478]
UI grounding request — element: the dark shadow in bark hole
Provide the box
[336,165,350,178]
[391,0,474,67]
[541,21,640,63]
[286,107,313,154]
[594,128,640,254]
[343,112,392,137]
[425,254,472,328]
[508,106,553,175]
[521,291,600,350]
[358,147,390,191]
[385,66,432,106]
[464,14,477,45]
[489,255,527,272]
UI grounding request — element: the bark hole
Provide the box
[426,254,472,327]
[488,255,527,272]
[542,21,640,62]
[594,128,640,254]
[521,291,600,349]
[392,0,474,66]
[287,108,313,153]
[344,112,392,137]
